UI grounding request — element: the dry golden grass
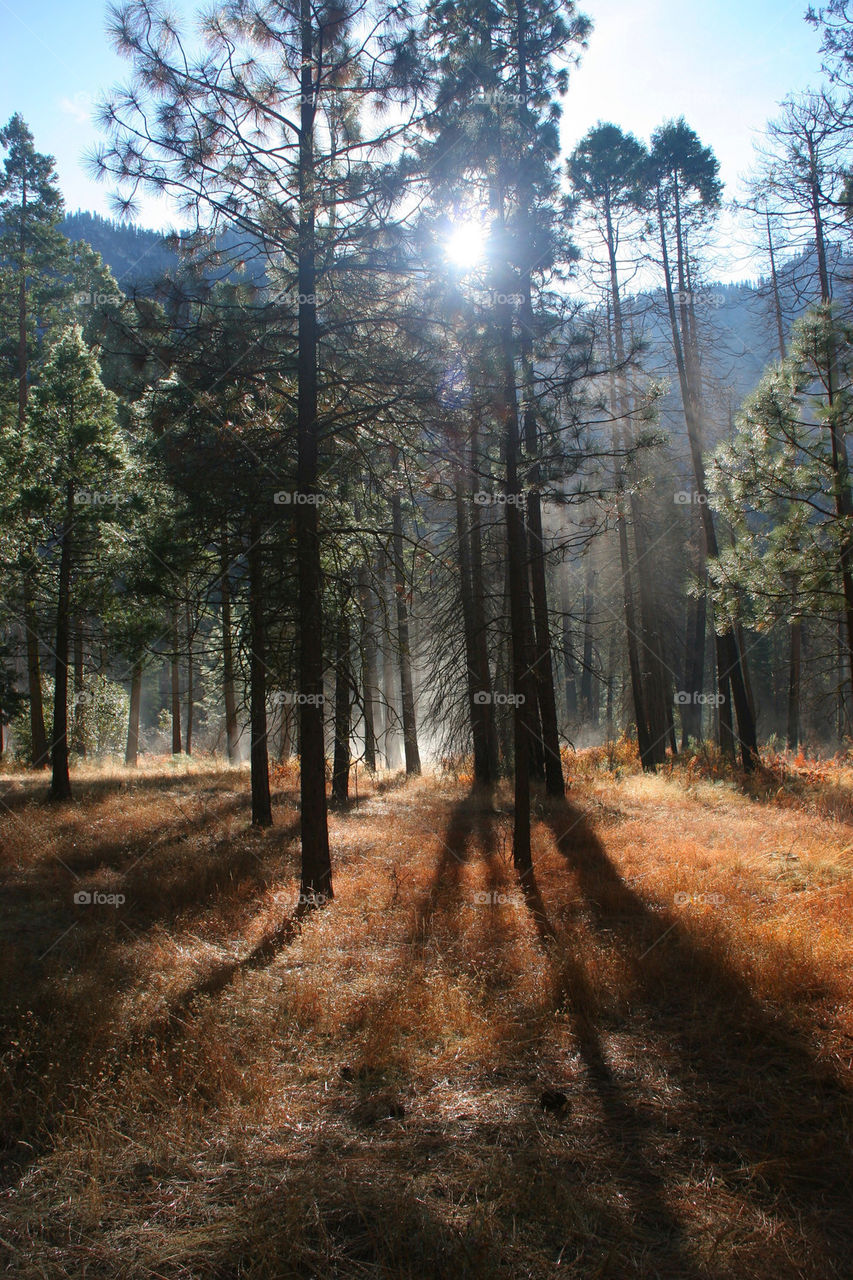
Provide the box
[0,752,851,1278]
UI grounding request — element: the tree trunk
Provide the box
[170,610,181,755]
[220,533,239,762]
[680,583,705,747]
[606,306,653,767]
[126,658,143,767]
[656,183,757,768]
[468,444,500,780]
[71,622,86,756]
[358,565,378,773]
[23,579,48,768]
[787,617,802,751]
[500,314,533,877]
[49,482,73,801]
[581,557,598,726]
[381,572,399,768]
[561,571,578,724]
[391,486,421,775]
[296,0,332,899]
[456,478,497,786]
[184,596,193,757]
[332,588,351,806]
[248,518,272,826]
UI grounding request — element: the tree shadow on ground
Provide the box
[535,794,853,1274]
[200,786,853,1278]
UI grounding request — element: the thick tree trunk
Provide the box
[296,1,332,899]
[49,483,73,801]
[126,658,143,767]
[220,534,239,762]
[502,378,533,877]
[248,518,272,827]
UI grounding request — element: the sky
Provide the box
[0,0,828,233]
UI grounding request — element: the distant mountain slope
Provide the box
[61,211,178,290]
[61,211,268,293]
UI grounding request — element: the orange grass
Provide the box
[0,756,851,1278]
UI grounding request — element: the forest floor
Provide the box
[0,750,851,1279]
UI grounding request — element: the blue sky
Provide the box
[0,0,826,230]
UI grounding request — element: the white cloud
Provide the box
[58,92,95,126]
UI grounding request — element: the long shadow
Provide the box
[518,860,694,1272]
[201,791,686,1279]
[0,768,240,813]
[0,780,386,1193]
[541,794,853,1273]
[0,803,299,976]
[405,785,504,954]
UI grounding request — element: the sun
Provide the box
[444,220,486,269]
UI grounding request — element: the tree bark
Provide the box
[391,485,421,775]
[296,0,332,898]
[656,183,757,768]
[358,565,378,773]
[220,533,239,762]
[49,481,73,801]
[456,478,497,785]
[126,657,143,767]
[248,518,272,826]
[24,579,48,768]
[332,587,351,806]
[71,621,86,756]
[170,610,181,756]
[581,556,599,726]
[184,596,193,757]
[787,616,802,751]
